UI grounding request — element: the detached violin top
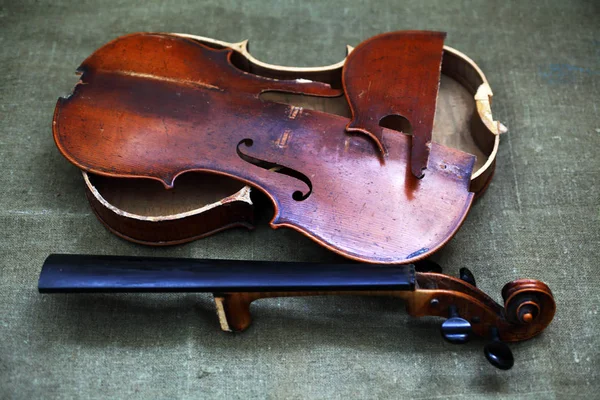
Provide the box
[54,31,476,263]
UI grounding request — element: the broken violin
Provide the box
[53,31,504,263]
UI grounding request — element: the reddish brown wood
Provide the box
[53,32,477,263]
[85,178,254,245]
[79,41,503,246]
[344,31,446,178]
[216,273,555,343]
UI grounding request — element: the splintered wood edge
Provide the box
[83,33,505,221]
[213,296,233,332]
[82,171,252,222]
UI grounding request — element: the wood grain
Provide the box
[215,273,555,343]
[54,32,476,262]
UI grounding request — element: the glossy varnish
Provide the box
[54,32,476,263]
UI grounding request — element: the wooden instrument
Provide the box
[53,31,506,263]
[38,254,556,370]
[80,35,505,246]
[47,33,555,369]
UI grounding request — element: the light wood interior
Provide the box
[89,172,246,217]
[433,75,487,171]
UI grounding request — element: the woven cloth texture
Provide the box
[0,1,598,399]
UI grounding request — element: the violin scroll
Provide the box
[501,279,555,328]
[412,272,555,343]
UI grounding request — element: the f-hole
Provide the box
[236,139,313,201]
[379,114,413,135]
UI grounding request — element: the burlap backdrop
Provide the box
[1,1,598,398]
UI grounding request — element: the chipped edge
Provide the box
[443,46,506,181]
[214,296,232,332]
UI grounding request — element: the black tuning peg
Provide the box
[484,327,514,370]
[414,259,443,273]
[459,267,476,287]
[441,305,472,344]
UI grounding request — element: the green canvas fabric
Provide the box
[0,1,598,398]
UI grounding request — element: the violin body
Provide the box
[54,32,504,263]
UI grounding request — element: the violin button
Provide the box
[440,305,472,344]
[459,267,477,287]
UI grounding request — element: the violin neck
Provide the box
[38,254,415,294]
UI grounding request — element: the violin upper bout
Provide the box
[342,31,446,177]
